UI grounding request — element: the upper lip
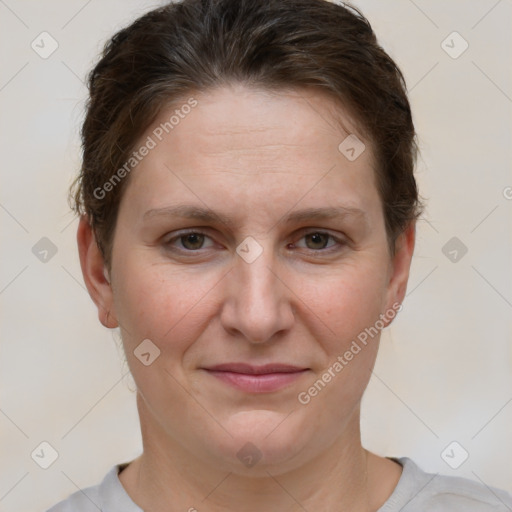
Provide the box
[203,363,308,375]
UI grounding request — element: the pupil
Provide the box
[182,233,204,249]
[307,233,328,249]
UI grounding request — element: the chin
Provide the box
[214,409,312,473]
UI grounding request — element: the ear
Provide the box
[77,215,118,328]
[382,221,416,325]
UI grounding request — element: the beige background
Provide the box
[0,1,511,511]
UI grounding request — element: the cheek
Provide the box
[294,266,387,424]
[295,255,389,353]
[113,258,223,356]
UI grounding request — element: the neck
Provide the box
[119,395,400,512]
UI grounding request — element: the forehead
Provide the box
[118,84,381,223]
[160,84,366,160]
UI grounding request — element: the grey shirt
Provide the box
[47,457,512,511]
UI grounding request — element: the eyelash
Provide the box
[163,229,346,255]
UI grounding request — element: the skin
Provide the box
[78,83,416,511]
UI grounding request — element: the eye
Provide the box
[180,232,206,250]
[293,231,343,251]
[164,230,214,251]
[304,232,331,250]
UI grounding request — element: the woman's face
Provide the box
[85,84,414,474]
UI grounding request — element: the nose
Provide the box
[220,243,295,344]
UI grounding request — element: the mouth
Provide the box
[201,363,310,393]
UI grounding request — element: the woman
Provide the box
[47,0,512,510]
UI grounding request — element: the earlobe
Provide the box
[77,215,118,329]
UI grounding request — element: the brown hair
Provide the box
[71,0,423,269]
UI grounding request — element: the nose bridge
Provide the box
[241,252,277,306]
[221,241,294,343]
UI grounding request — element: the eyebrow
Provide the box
[143,205,234,227]
[281,206,367,225]
[142,204,367,229]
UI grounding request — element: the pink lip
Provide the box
[202,363,309,393]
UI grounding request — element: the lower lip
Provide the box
[204,370,308,393]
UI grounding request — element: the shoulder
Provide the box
[427,473,512,511]
[46,463,140,512]
[46,479,103,512]
[381,457,512,512]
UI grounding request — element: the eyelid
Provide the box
[163,228,215,250]
[294,227,344,238]
[291,228,347,250]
